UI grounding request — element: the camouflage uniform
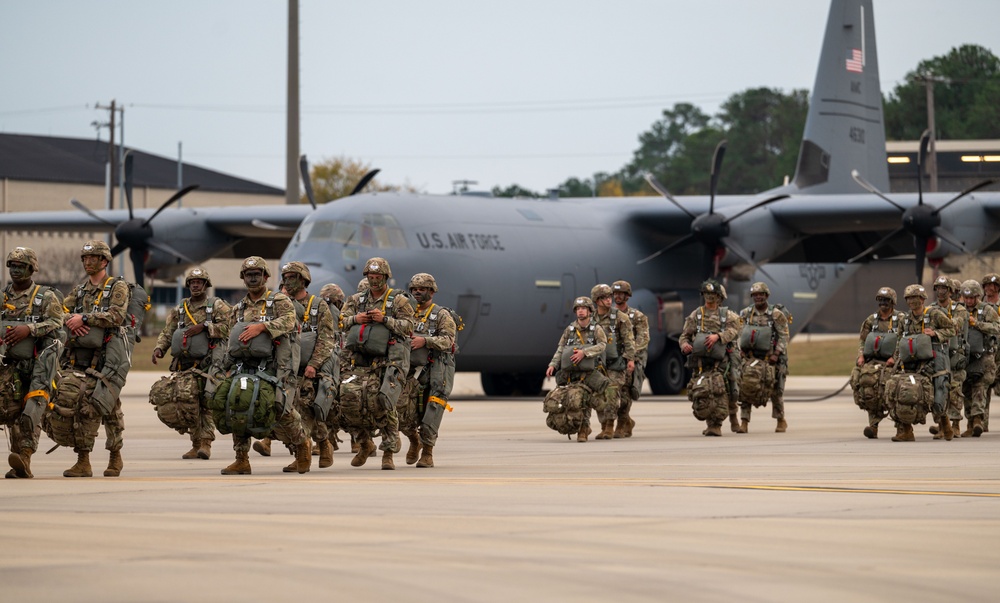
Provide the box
[151,268,232,457]
[982,273,1000,430]
[2,247,64,478]
[612,279,649,438]
[737,283,790,433]
[928,277,968,435]
[289,290,337,463]
[340,258,415,467]
[960,280,1000,437]
[679,281,740,436]
[591,284,635,440]
[852,287,905,438]
[546,297,608,441]
[400,273,457,467]
[59,241,132,476]
[319,284,346,450]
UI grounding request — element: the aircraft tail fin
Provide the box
[777,0,888,195]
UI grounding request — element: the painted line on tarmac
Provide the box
[675,483,1000,498]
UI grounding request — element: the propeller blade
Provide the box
[643,173,698,220]
[720,236,774,282]
[636,234,695,266]
[851,170,907,213]
[932,178,999,215]
[70,199,118,228]
[931,226,975,255]
[847,227,905,264]
[708,140,727,215]
[123,151,135,219]
[128,246,146,290]
[142,184,199,227]
[299,155,316,210]
[722,193,789,225]
[146,238,196,264]
[110,242,127,257]
[349,169,381,196]
[914,236,928,283]
[251,218,296,232]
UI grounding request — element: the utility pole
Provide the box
[286,0,300,205]
[95,100,118,210]
[914,72,948,192]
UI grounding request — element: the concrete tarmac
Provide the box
[3,372,999,602]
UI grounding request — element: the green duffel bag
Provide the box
[692,332,727,361]
[1,321,36,361]
[65,324,106,349]
[171,328,210,360]
[863,331,898,361]
[897,334,935,363]
[345,322,392,356]
[738,325,773,355]
[560,346,596,372]
[228,322,274,359]
[210,372,277,438]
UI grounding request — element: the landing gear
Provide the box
[647,340,687,395]
[481,372,544,397]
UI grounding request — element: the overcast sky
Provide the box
[2,1,998,195]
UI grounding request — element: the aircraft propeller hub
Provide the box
[691,213,729,245]
[901,204,940,238]
[115,218,153,248]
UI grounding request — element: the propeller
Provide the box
[69,152,198,288]
[639,139,786,280]
[849,128,997,283]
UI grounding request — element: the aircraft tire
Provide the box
[647,342,687,395]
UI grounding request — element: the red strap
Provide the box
[908,339,914,355]
[358,324,367,342]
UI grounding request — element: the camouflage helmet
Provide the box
[949,278,963,294]
[357,278,370,293]
[903,284,927,300]
[80,240,113,262]
[700,280,722,296]
[6,247,38,273]
[982,273,1000,288]
[875,286,897,305]
[320,283,345,306]
[611,280,632,296]
[750,282,770,296]
[590,283,613,301]
[962,279,984,298]
[280,260,312,287]
[408,272,438,293]
[718,284,728,301]
[932,275,951,291]
[363,257,392,279]
[239,256,270,278]
[184,266,212,288]
[573,296,595,313]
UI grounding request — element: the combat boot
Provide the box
[775,418,788,433]
[952,420,962,437]
[197,439,212,460]
[576,423,592,442]
[253,437,272,457]
[613,419,626,439]
[416,444,434,468]
[891,424,915,442]
[405,431,421,465]
[729,413,740,433]
[940,415,954,441]
[104,450,123,477]
[351,439,360,454]
[318,439,334,468]
[962,420,974,438]
[63,451,93,478]
[381,450,395,470]
[624,417,635,437]
[738,420,749,434]
[282,447,298,473]
[597,420,614,440]
[295,440,312,473]
[182,439,202,459]
[221,450,251,475]
[863,423,878,439]
[928,424,940,435]
[972,416,984,437]
[8,448,33,479]
[705,422,722,437]
[351,439,376,467]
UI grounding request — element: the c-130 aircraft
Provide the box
[2,0,999,395]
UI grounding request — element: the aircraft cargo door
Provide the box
[455,294,480,350]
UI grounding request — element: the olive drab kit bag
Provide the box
[687,368,729,422]
[739,357,775,407]
[338,367,385,434]
[851,361,890,412]
[43,370,97,449]
[884,371,933,424]
[543,383,589,436]
[210,372,278,438]
[148,367,210,433]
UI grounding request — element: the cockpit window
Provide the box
[302,213,406,249]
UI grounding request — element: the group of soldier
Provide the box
[851,275,1000,442]
[1,243,458,477]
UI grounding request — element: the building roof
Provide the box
[0,133,284,195]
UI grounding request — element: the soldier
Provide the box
[852,287,905,438]
[320,283,346,313]
[982,273,1000,431]
[545,296,608,442]
[679,280,740,436]
[611,280,649,437]
[401,273,457,467]
[736,282,790,434]
[150,267,231,459]
[2,247,64,478]
[340,257,415,470]
[59,240,133,478]
[958,280,1000,438]
[319,282,346,453]
[887,284,955,442]
[590,284,635,439]
[217,256,311,475]
[927,276,968,439]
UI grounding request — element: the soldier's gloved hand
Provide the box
[2,324,30,346]
[151,347,163,365]
[184,323,206,337]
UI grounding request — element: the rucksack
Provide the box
[885,371,933,425]
[43,370,95,449]
[850,361,889,412]
[739,357,775,407]
[543,384,588,436]
[148,367,206,433]
[210,372,278,438]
